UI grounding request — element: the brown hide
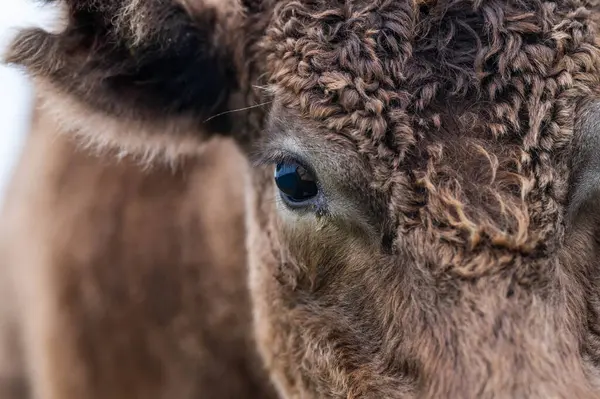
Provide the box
[0,102,275,399]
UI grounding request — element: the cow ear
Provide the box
[5,0,251,162]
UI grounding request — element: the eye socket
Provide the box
[274,161,319,206]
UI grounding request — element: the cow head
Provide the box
[8,0,600,397]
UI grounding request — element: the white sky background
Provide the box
[0,0,62,200]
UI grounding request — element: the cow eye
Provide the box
[274,161,319,206]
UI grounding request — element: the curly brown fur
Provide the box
[250,0,600,397]
[9,0,600,397]
[0,103,276,399]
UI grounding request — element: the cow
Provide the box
[4,0,600,397]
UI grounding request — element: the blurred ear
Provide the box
[5,0,253,162]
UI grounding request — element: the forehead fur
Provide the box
[265,0,600,141]
[262,0,600,274]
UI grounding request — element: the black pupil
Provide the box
[274,163,318,202]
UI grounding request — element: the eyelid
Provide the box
[250,147,318,180]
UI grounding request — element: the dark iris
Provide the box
[274,162,319,204]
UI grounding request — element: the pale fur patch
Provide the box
[34,78,216,168]
[119,0,243,47]
[117,0,169,46]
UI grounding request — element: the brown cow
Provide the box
[5,0,600,397]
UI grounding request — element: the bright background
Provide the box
[0,0,61,200]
